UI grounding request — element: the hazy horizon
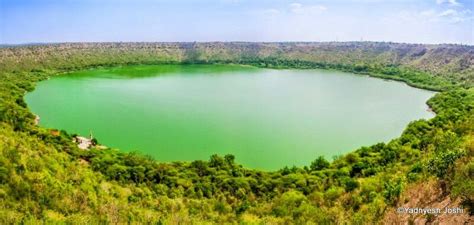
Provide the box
[1,0,473,45]
[1,41,473,46]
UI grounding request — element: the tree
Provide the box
[344,178,359,192]
[426,130,465,194]
[224,154,235,166]
[383,179,403,205]
[209,154,225,168]
[191,160,209,176]
[310,156,330,171]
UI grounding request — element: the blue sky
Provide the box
[1,0,473,44]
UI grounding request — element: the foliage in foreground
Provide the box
[0,43,473,224]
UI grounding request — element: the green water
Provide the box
[25,64,435,170]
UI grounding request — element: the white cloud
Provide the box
[262,8,280,16]
[289,3,302,12]
[436,0,460,6]
[392,8,472,24]
[437,9,473,22]
[439,9,457,17]
[289,3,327,14]
[420,9,436,17]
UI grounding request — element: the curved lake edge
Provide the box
[37,62,440,116]
[25,63,439,171]
[44,62,445,91]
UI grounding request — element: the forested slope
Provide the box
[1,42,473,89]
[0,42,473,224]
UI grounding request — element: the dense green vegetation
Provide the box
[0,42,473,224]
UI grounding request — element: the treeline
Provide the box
[1,42,472,87]
[0,43,472,224]
[236,57,454,91]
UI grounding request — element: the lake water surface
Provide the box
[25,64,435,170]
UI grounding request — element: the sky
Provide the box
[0,0,473,44]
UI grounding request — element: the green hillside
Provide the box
[0,42,473,224]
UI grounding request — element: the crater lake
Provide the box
[25,64,435,170]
